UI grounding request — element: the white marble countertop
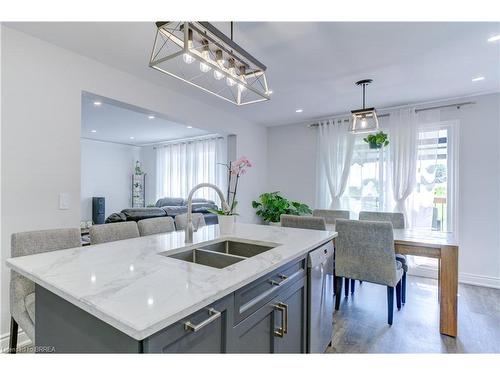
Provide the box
[6,223,336,340]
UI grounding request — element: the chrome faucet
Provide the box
[185,183,230,244]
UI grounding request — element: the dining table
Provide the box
[326,224,459,337]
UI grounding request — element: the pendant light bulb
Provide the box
[183,53,195,64]
[213,50,225,80]
[183,29,195,64]
[214,70,224,80]
[238,65,247,92]
[199,41,212,73]
[226,58,236,87]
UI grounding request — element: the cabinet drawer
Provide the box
[234,256,306,324]
[143,295,232,353]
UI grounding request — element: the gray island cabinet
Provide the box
[36,254,309,353]
[8,223,337,353]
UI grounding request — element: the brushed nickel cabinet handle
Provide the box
[273,303,286,337]
[184,308,221,332]
[282,302,288,334]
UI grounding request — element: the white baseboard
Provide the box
[0,329,32,353]
[459,272,500,289]
[408,266,500,289]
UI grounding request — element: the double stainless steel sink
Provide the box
[163,240,278,269]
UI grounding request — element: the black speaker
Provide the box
[92,197,105,224]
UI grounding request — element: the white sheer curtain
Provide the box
[316,118,355,209]
[156,136,226,203]
[387,108,418,225]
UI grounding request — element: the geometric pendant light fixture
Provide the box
[350,79,379,133]
[149,22,271,106]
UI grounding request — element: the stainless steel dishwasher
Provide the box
[307,242,334,353]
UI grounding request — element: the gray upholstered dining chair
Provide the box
[359,211,408,304]
[280,214,327,230]
[137,217,175,236]
[312,209,350,225]
[9,228,81,353]
[334,219,404,325]
[89,221,140,245]
[174,213,206,231]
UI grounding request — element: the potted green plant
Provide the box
[363,131,389,149]
[251,192,312,224]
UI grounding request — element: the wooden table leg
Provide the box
[439,245,458,337]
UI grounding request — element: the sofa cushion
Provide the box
[161,205,188,217]
[156,197,184,208]
[105,212,127,223]
[190,198,215,204]
[121,208,166,221]
[191,202,218,213]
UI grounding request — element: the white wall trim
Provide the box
[459,273,500,289]
[409,266,500,289]
[0,329,31,353]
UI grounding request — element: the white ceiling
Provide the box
[7,22,500,127]
[81,93,210,146]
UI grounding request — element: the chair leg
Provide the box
[402,272,407,304]
[344,278,350,297]
[350,279,355,294]
[335,276,343,310]
[387,286,394,325]
[396,281,402,310]
[9,317,18,354]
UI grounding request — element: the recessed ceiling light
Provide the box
[187,126,193,129]
[295,109,303,113]
[93,101,102,106]
[148,115,155,120]
[472,76,485,82]
[487,34,500,42]
[268,90,273,95]
[91,129,97,133]
[129,136,135,140]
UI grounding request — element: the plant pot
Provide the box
[218,214,236,235]
[369,141,382,149]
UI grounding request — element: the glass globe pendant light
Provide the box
[350,79,379,134]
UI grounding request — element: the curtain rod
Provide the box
[307,101,475,127]
[151,134,223,149]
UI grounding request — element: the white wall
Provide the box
[80,139,140,220]
[139,146,157,207]
[0,26,268,338]
[267,93,500,288]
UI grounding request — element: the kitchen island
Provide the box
[6,223,337,353]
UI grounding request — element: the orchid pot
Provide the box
[218,214,236,235]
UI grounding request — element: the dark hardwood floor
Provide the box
[328,275,500,353]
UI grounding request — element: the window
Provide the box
[343,135,390,216]
[409,126,453,231]
[342,121,457,233]
[156,136,226,203]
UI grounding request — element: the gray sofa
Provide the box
[105,197,219,226]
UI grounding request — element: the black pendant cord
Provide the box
[362,84,366,109]
[230,21,233,41]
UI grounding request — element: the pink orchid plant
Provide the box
[210,156,253,216]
